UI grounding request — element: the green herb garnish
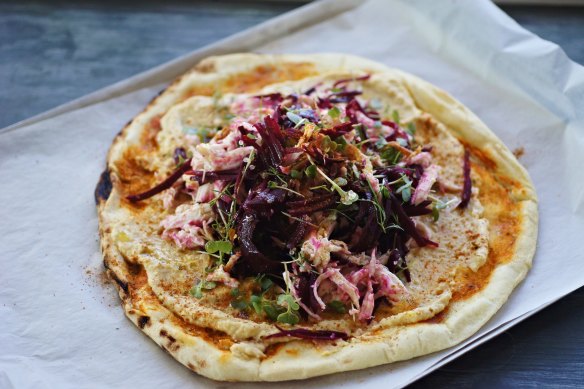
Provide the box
[205,240,233,255]
[328,106,341,119]
[327,300,347,314]
[190,280,217,299]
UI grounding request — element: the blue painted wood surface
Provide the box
[1,1,583,387]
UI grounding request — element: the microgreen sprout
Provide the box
[396,174,413,202]
[190,279,217,299]
[328,106,341,119]
[429,195,459,222]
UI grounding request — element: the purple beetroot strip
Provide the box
[126,158,192,202]
[389,193,438,248]
[236,212,283,275]
[332,74,371,88]
[320,122,353,137]
[458,149,472,209]
[265,325,349,341]
[286,194,336,216]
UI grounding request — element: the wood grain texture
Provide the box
[0,0,299,128]
[1,1,583,387]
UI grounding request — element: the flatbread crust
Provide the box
[95,53,538,381]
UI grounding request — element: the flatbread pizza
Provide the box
[95,53,537,381]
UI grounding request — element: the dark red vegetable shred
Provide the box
[320,122,353,137]
[126,158,192,202]
[458,149,472,209]
[286,194,336,216]
[188,169,239,184]
[332,74,370,88]
[235,213,283,275]
[265,325,349,341]
[389,193,438,248]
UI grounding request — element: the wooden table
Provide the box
[2,1,583,387]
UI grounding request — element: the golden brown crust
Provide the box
[96,53,538,381]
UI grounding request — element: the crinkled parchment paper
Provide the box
[1,0,583,388]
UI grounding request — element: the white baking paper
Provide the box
[1,1,583,388]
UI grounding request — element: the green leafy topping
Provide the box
[355,124,366,141]
[250,295,263,314]
[256,274,274,292]
[276,293,300,325]
[205,240,233,255]
[246,133,257,140]
[290,169,302,179]
[334,135,348,151]
[327,300,347,313]
[277,294,300,310]
[263,304,281,321]
[328,106,341,119]
[231,299,248,310]
[396,175,413,203]
[407,122,416,135]
[277,311,300,325]
[321,136,337,152]
[392,109,400,125]
[286,111,308,128]
[364,180,390,233]
[190,280,217,299]
[432,206,440,222]
[314,164,359,205]
[381,185,391,199]
[305,164,317,179]
[334,177,348,187]
[431,197,458,222]
[230,288,240,297]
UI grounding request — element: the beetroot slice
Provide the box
[389,193,438,248]
[126,158,192,202]
[265,325,348,341]
[458,149,472,209]
[332,74,371,88]
[236,213,283,275]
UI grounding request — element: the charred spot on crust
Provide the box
[113,276,129,294]
[160,329,176,343]
[187,362,196,370]
[94,168,113,204]
[103,262,129,294]
[138,315,150,329]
